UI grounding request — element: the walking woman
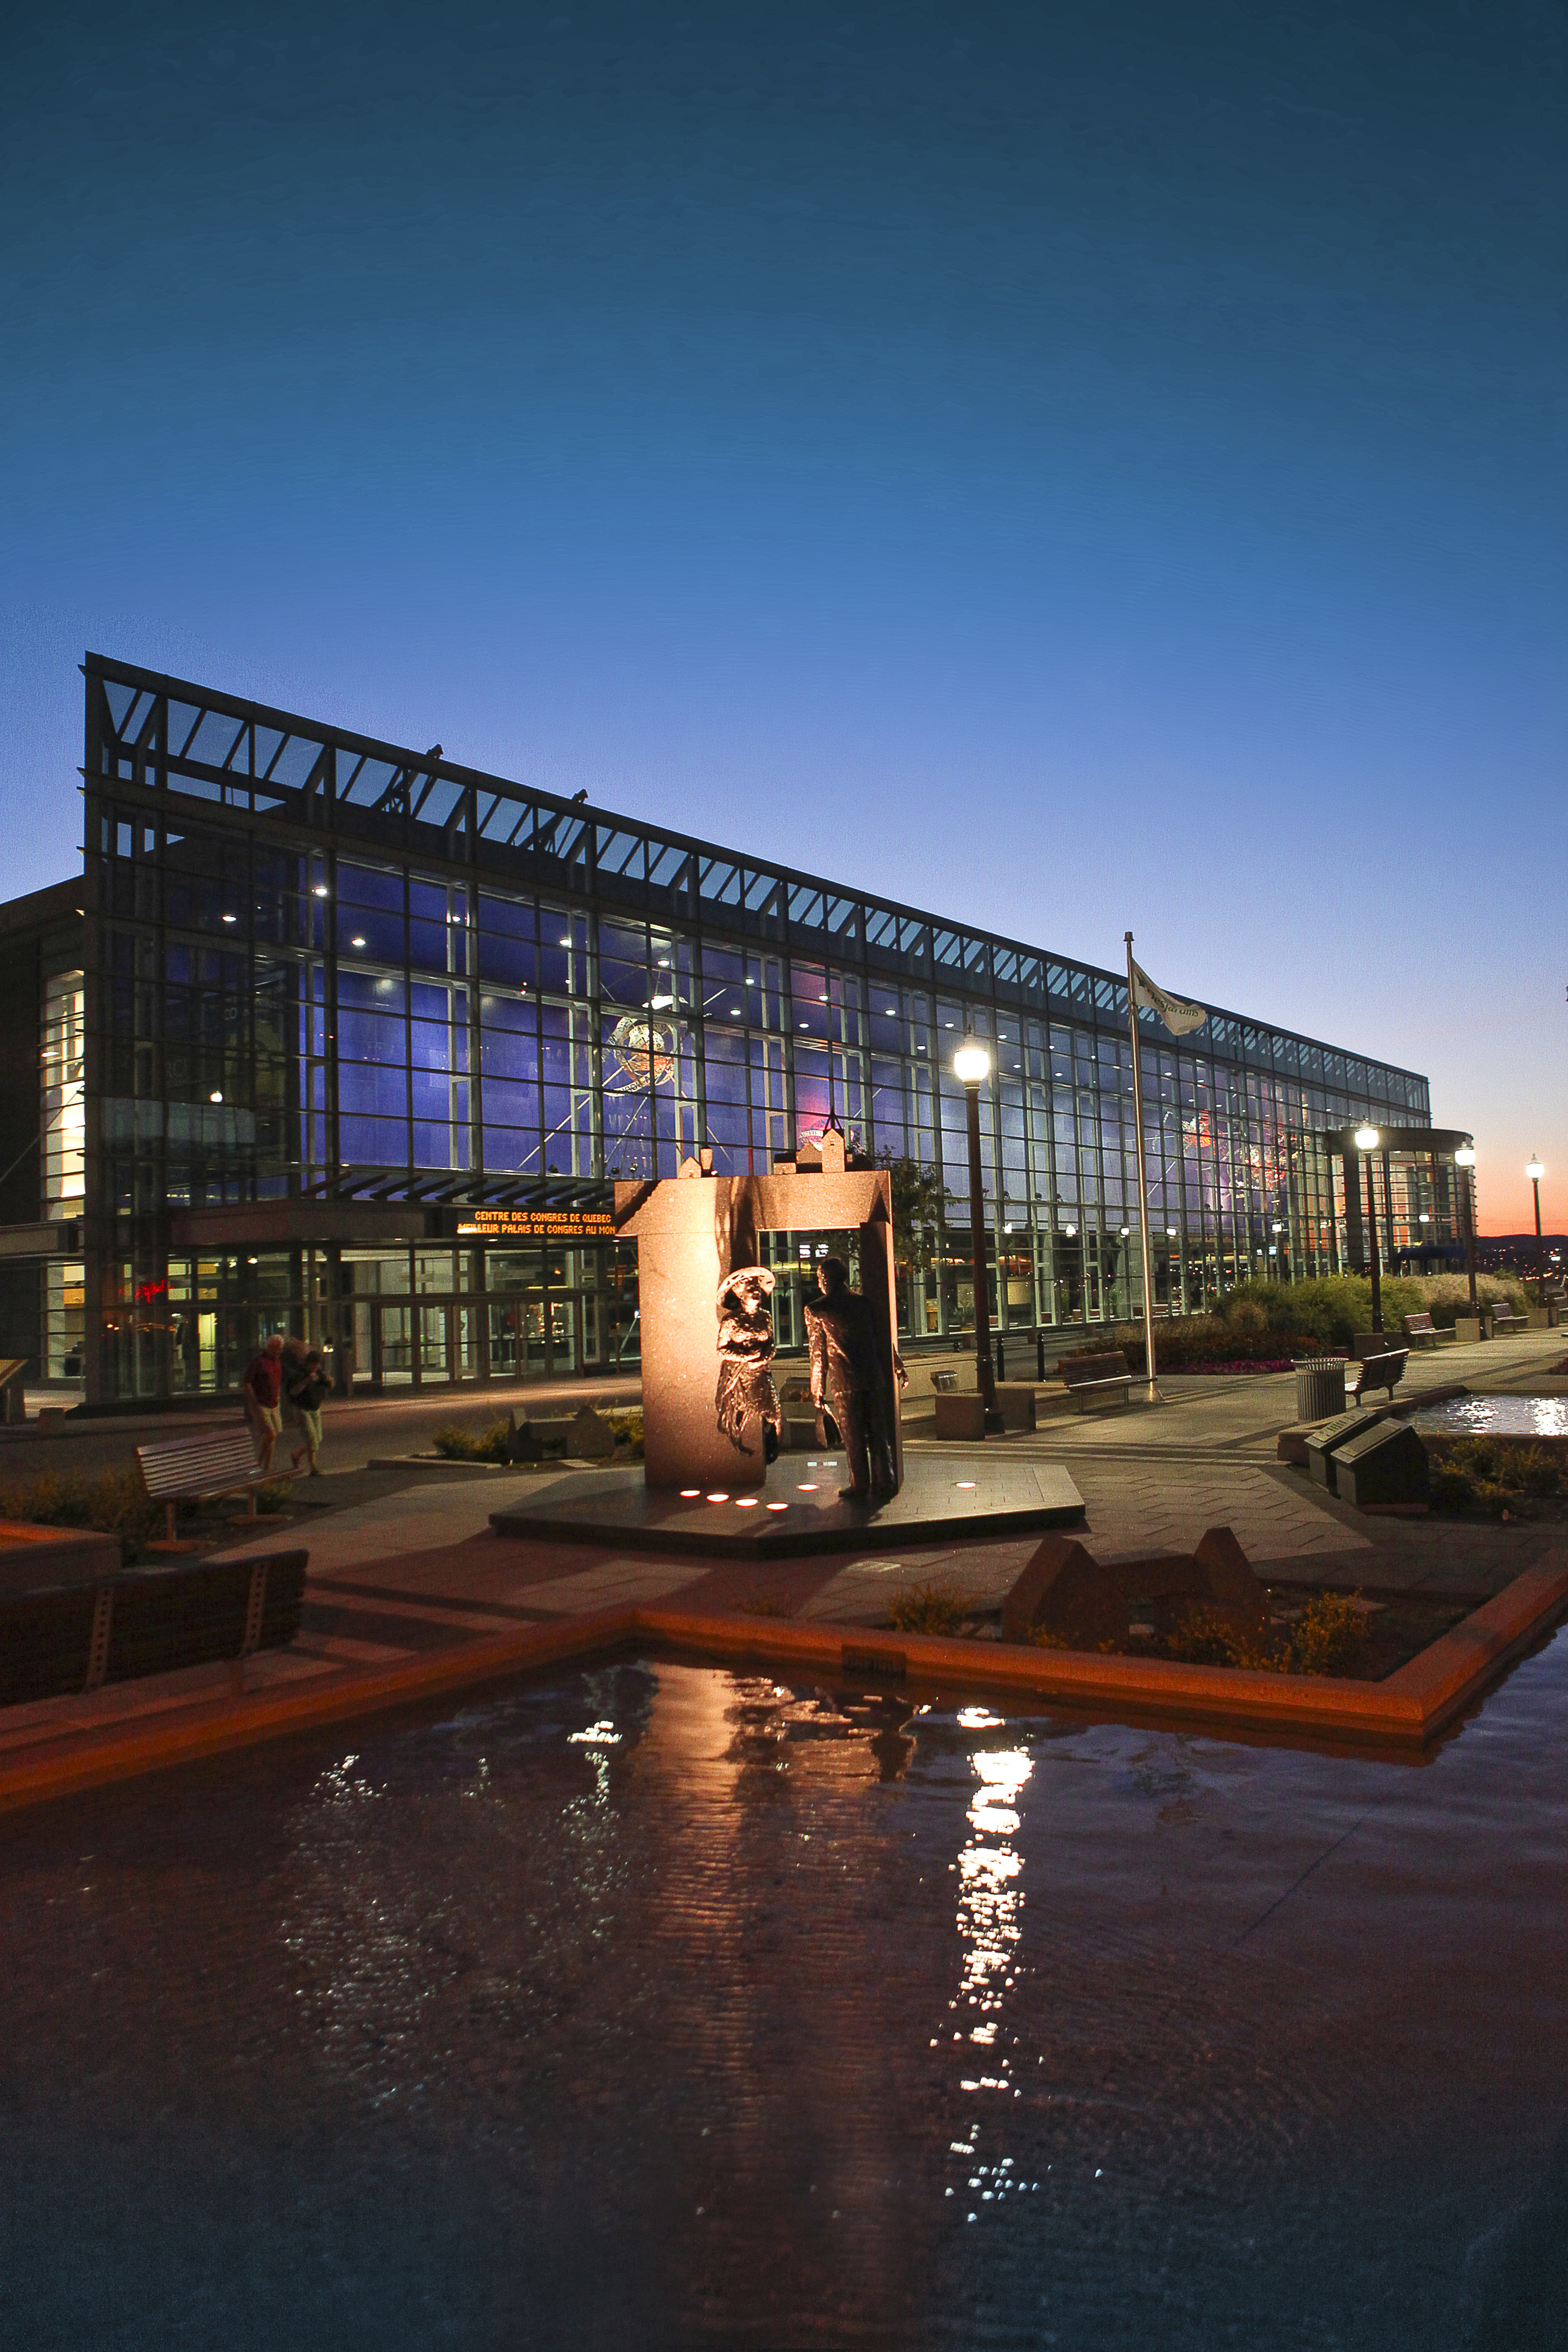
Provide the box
[287,1347,333,1476]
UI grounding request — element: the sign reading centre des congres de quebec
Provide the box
[454,1207,617,1243]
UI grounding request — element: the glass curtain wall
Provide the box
[80,660,1432,1393]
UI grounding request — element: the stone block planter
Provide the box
[933,1392,987,1441]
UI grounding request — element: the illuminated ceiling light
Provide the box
[798,1482,817,1492]
[730,1005,741,1014]
[658,958,670,967]
[351,936,366,949]
[885,1005,897,1013]
[1065,1222,1077,1237]
[735,1496,758,1508]
[706,1491,729,1503]
[221,913,236,924]
[209,1090,223,1102]
[955,1480,977,1490]
[765,1501,788,1512]
[679,1488,700,1497]
[799,1022,809,1030]
[313,884,329,897]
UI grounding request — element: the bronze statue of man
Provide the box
[803,1255,905,1501]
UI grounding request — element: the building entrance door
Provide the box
[420,1306,449,1381]
[377,1305,414,1384]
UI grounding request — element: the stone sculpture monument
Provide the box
[613,1131,902,1495]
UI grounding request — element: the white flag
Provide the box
[1130,960,1207,1037]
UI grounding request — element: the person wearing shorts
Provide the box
[241,1334,286,1470]
[287,1349,333,1476]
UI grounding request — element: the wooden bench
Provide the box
[1488,1307,1529,1336]
[136,1428,298,1546]
[1347,1347,1408,1402]
[1062,1350,1133,1413]
[1402,1312,1450,1352]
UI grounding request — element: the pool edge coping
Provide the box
[1,1554,1565,1816]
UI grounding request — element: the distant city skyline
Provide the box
[3,1,1562,1229]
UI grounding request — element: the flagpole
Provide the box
[1125,931,1159,1403]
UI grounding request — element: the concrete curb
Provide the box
[1,1559,1564,1817]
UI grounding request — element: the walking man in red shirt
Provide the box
[241,1333,287,1471]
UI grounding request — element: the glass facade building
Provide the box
[3,654,1447,1402]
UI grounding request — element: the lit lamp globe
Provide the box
[1527,1158,1544,1183]
[1454,1148,1475,1169]
[1354,1125,1379,1152]
[953,1040,991,1086]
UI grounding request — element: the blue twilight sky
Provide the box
[3,1,1563,1228]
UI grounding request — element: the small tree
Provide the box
[878,1148,951,1277]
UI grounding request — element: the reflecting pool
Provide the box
[4,1639,1567,2350]
[1417,1394,1568,1439]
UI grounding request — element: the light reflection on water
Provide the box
[3,1638,1567,2350]
[1417,1393,1568,1437]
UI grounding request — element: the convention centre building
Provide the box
[0,654,1474,1405]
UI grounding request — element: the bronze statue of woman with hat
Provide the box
[714,1264,784,1462]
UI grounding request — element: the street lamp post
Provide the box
[1454,1147,1477,1312]
[1355,1125,1382,1332]
[1527,1157,1546,1306]
[954,1037,1002,1431]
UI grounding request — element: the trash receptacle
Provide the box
[1294,1357,1346,1423]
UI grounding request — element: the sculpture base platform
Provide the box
[490,1452,1086,1560]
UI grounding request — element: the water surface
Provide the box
[1417,1395,1568,1439]
[3,1642,1566,2349]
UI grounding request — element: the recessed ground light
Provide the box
[680,1488,700,1497]
[706,1491,729,1502]
[209,1090,223,1103]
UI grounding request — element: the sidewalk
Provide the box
[3,1330,1564,1807]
